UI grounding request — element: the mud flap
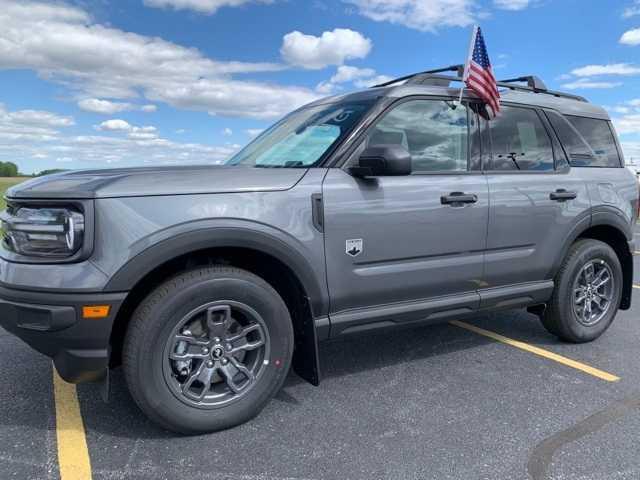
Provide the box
[292,297,321,386]
[100,367,110,403]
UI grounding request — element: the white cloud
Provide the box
[0,0,318,119]
[562,79,622,90]
[281,29,372,70]
[96,119,132,132]
[331,65,376,83]
[78,99,159,114]
[143,0,271,14]
[316,65,391,93]
[7,109,74,128]
[623,1,640,18]
[78,99,134,115]
[621,28,640,46]
[614,115,640,135]
[222,127,233,136]
[246,128,264,137]
[0,114,240,172]
[0,104,75,142]
[603,100,640,136]
[571,63,640,77]
[608,97,640,136]
[96,120,159,140]
[354,74,393,88]
[610,105,632,114]
[494,0,529,10]
[127,126,158,140]
[345,0,477,32]
[7,133,242,172]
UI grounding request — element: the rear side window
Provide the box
[488,106,554,171]
[565,115,622,167]
[545,111,593,162]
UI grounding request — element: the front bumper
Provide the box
[0,284,126,383]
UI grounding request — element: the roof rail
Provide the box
[372,65,464,88]
[371,65,587,103]
[500,75,547,91]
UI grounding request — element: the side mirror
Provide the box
[349,145,412,177]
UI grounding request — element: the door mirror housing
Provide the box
[349,145,412,177]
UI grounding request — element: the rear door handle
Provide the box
[441,192,478,205]
[550,189,577,201]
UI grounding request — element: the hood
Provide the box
[7,165,308,200]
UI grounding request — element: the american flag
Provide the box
[463,26,500,119]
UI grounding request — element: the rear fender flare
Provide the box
[550,207,633,309]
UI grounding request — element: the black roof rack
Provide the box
[372,66,587,103]
[373,65,464,88]
[499,75,547,91]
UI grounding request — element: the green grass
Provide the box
[0,177,29,210]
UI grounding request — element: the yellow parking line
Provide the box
[450,320,620,383]
[634,284,640,289]
[52,367,93,480]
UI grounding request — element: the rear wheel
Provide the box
[541,239,622,343]
[123,266,293,434]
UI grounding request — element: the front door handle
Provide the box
[441,192,478,205]
[550,189,577,201]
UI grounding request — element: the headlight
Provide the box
[1,206,84,258]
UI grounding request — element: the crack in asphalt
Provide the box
[527,393,640,480]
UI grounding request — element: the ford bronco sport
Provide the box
[0,66,636,434]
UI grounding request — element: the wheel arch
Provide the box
[553,208,633,310]
[106,226,326,385]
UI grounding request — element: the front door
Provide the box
[322,98,490,336]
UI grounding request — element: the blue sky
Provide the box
[2,0,640,173]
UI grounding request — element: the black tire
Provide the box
[123,266,293,434]
[541,239,622,343]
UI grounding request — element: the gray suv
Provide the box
[0,66,636,434]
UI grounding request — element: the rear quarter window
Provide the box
[565,115,622,167]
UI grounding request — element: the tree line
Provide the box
[0,162,67,178]
[0,162,19,177]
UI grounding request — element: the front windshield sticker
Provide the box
[332,110,354,123]
[255,125,340,167]
[226,101,372,168]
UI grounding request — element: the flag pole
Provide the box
[458,25,478,104]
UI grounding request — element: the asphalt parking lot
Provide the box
[3,232,640,480]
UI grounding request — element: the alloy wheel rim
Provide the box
[571,259,614,327]
[162,301,270,408]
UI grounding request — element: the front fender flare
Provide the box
[103,223,329,319]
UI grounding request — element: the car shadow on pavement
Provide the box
[74,313,517,439]
[0,308,565,442]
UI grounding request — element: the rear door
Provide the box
[482,105,591,307]
[322,98,490,336]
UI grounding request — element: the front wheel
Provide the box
[541,239,622,343]
[123,266,293,434]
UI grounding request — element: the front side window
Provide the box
[565,116,622,167]
[488,106,554,171]
[227,101,373,168]
[364,99,469,172]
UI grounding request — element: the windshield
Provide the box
[227,101,373,168]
